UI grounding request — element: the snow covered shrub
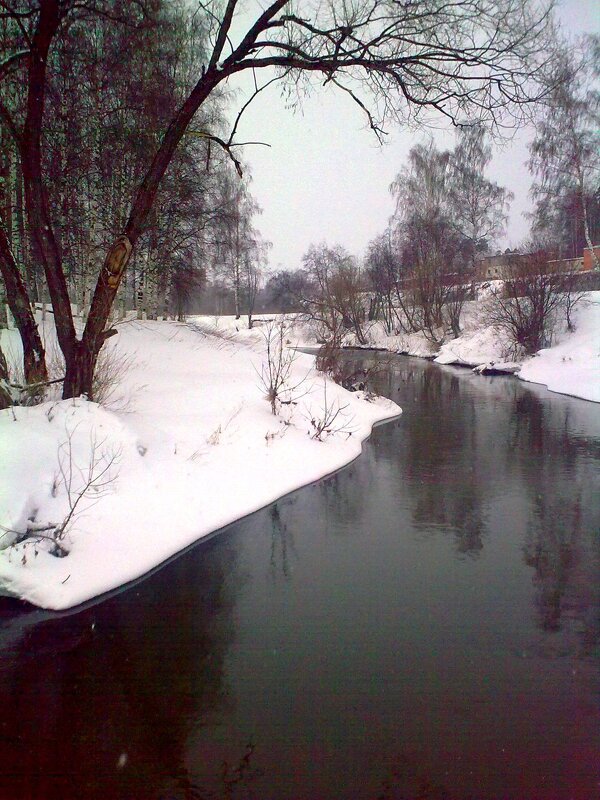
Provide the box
[4,425,121,559]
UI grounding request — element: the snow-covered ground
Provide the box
[0,317,400,610]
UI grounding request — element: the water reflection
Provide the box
[268,503,297,580]
[0,542,238,799]
[0,355,598,799]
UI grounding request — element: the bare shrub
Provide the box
[0,342,55,406]
[316,340,386,396]
[257,320,307,414]
[301,244,371,345]
[2,426,121,558]
[314,334,343,379]
[306,381,353,441]
[0,347,15,409]
[47,338,136,408]
[92,344,138,408]
[483,250,583,358]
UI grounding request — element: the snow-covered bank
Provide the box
[436,292,600,402]
[300,291,599,404]
[0,320,400,610]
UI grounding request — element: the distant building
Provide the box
[546,256,584,273]
[477,250,522,280]
[478,246,597,281]
[583,246,600,271]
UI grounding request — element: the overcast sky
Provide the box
[227,0,599,273]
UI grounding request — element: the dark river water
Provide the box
[0,356,598,800]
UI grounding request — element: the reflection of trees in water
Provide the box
[0,543,239,800]
[524,491,580,631]
[268,503,297,580]
[373,361,488,557]
[317,464,374,534]
[523,483,600,656]
[510,391,576,473]
[507,387,600,654]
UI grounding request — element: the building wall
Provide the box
[583,246,600,271]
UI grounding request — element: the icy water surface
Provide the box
[0,357,598,799]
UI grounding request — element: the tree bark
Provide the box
[20,0,77,371]
[0,221,48,383]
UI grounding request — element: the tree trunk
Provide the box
[0,221,48,383]
[234,269,240,319]
[63,339,98,401]
[19,0,77,377]
[0,346,13,409]
[63,234,132,398]
[14,161,38,302]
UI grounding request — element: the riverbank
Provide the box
[297,291,600,403]
[0,319,399,610]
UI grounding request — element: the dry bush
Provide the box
[92,344,138,407]
[316,339,385,395]
[47,338,136,407]
[305,381,353,441]
[257,320,307,414]
[2,426,121,558]
[0,340,49,406]
[482,250,583,358]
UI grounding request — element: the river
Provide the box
[0,355,598,799]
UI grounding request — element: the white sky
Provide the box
[226,0,599,272]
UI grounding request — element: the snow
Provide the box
[0,317,400,610]
[518,295,600,402]
[433,292,600,401]
[1,291,597,610]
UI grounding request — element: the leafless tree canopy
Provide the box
[0,0,560,398]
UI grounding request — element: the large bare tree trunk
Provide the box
[14,161,38,302]
[0,222,48,383]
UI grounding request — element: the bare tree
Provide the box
[391,141,470,341]
[390,132,512,340]
[529,41,600,267]
[0,217,47,382]
[448,125,513,258]
[301,243,369,345]
[257,319,303,414]
[1,0,559,398]
[365,230,403,334]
